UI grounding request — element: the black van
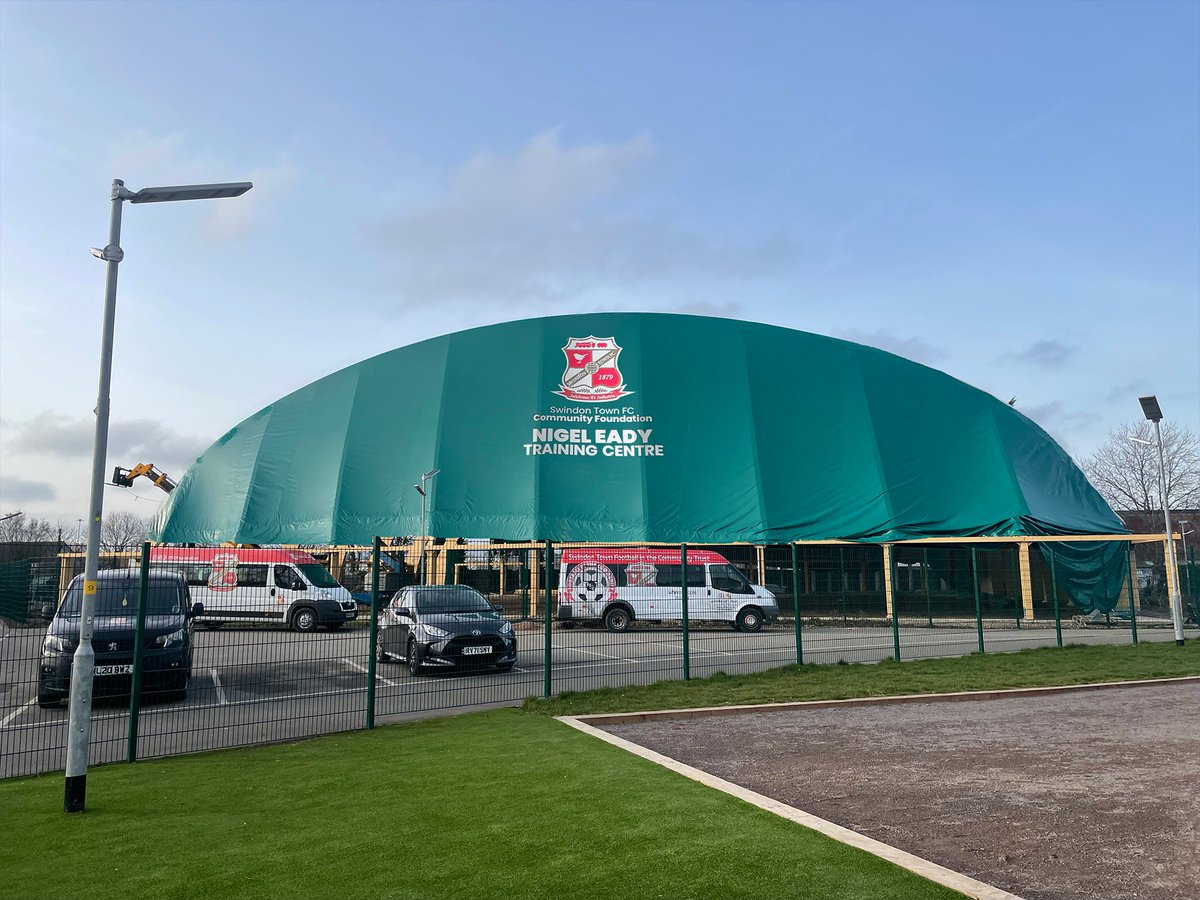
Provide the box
[38,569,201,708]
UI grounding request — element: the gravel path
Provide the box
[605,682,1199,900]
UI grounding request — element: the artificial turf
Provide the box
[524,639,1200,715]
[2,710,959,900]
[5,640,1196,900]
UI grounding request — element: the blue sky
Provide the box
[2,0,1198,527]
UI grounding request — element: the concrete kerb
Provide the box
[556,677,1200,900]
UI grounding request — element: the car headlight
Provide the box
[419,624,450,641]
[499,621,513,635]
[155,628,185,649]
[42,634,73,655]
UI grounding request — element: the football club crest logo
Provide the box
[554,336,633,402]
[566,563,617,607]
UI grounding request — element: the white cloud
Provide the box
[1002,340,1077,369]
[7,413,206,473]
[104,130,297,243]
[373,129,798,305]
[0,476,56,504]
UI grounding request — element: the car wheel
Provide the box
[735,607,763,632]
[407,638,424,676]
[291,607,318,633]
[38,691,62,709]
[166,673,189,703]
[604,606,631,632]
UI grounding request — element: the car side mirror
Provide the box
[492,603,503,613]
[192,602,205,617]
[291,578,305,591]
[396,606,413,618]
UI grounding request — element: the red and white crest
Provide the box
[554,336,633,403]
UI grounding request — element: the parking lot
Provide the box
[0,616,1190,779]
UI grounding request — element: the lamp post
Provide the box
[1137,395,1184,645]
[65,179,252,814]
[412,468,440,585]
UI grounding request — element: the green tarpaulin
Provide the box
[156,314,1125,557]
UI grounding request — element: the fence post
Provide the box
[971,546,984,654]
[922,547,933,628]
[1126,548,1138,646]
[888,545,901,661]
[126,541,151,763]
[681,544,690,680]
[521,546,531,619]
[791,542,803,666]
[543,540,552,699]
[1049,546,1063,648]
[366,537,380,729]
[838,545,848,625]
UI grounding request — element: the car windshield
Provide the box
[297,564,340,588]
[412,587,492,614]
[59,580,185,617]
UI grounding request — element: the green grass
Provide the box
[524,640,1200,716]
[5,642,1196,900]
[2,711,958,900]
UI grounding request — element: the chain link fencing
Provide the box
[0,535,1188,779]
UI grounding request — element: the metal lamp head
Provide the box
[1139,395,1163,422]
[129,182,253,204]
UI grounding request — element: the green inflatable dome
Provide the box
[155,313,1124,545]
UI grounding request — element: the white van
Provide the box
[151,547,357,632]
[556,548,779,632]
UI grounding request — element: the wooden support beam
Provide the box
[1018,542,1035,621]
[883,543,895,619]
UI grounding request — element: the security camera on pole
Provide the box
[412,469,440,585]
[65,179,251,814]
[1137,395,1185,646]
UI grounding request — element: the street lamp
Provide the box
[1138,395,1184,646]
[412,468,440,585]
[65,178,252,814]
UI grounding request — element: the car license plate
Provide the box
[462,645,490,656]
[93,664,133,676]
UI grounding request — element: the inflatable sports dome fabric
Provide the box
[155,313,1124,546]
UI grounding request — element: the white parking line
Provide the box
[563,646,639,663]
[210,668,228,704]
[342,658,398,687]
[0,699,34,729]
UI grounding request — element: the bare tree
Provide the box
[0,513,57,543]
[1081,422,1200,512]
[100,511,152,552]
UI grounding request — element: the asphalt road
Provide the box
[0,616,1191,779]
